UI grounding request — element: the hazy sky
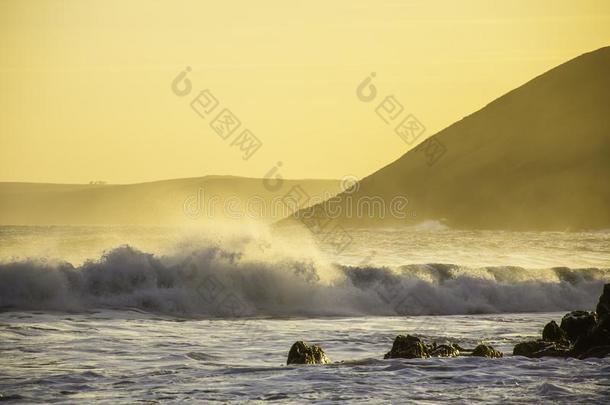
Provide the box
[1,0,609,184]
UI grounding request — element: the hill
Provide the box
[287,47,610,230]
[0,176,341,225]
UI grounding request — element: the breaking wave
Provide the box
[0,244,608,317]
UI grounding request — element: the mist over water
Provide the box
[1,225,608,317]
[1,227,609,403]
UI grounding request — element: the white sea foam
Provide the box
[1,240,608,317]
[1,226,609,403]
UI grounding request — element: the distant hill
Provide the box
[287,47,610,231]
[0,176,342,226]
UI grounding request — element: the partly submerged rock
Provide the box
[451,343,471,353]
[577,345,610,359]
[572,322,608,358]
[428,343,460,357]
[572,289,610,358]
[384,337,504,359]
[384,335,430,359]
[560,311,597,344]
[542,320,569,344]
[471,344,503,358]
[513,340,570,358]
[596,283,610,319]
[512,284,610,359]
[286,341,331,365]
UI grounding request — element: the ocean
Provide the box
[1,225,609,403]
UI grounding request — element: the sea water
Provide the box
[1,225,609,403]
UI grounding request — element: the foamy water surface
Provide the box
[1,226,609,403]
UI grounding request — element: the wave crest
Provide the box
[0,245,608,317]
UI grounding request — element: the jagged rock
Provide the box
[471,344,503,358]
[512,284,610,359]
[572,308,610,357]
[428,343,460,357]
[384,335,430,359]
[513,340,570,358]
[560,311,597,343]
[286,341,331,365]
[596,283,610,319]
[542,320,569,344]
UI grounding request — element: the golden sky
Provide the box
[1,0,609,184]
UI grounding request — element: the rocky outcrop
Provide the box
[286,341,331,365]
[542,320,569,344]
[472,344,503,358]
[513,283,610,359]
[429,343,460,358]
[576,345,610,359]
[596,284,610,318]
[560,311,597,343]
[384,335,502,359]
[289,285,610,366]
[572,288,610,358]
[513,340,570,358]
[384,335,430,359]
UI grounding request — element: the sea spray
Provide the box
[1,241,608,317]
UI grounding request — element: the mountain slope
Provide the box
[289,47,610,230]
[0,176,341,226]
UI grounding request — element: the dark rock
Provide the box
[513,340,570,358]
[571,285,610,357]
[577,345,610,359]
[471,344,503,358]
[560,310,597,343]
[286,341,331,365]
[428,344,460,357]
[572,312,610,357]
[512,284,610,359]
[384,335,430,359]
[451,343,471,353]
[542,320,569,344]
[596,283,610,319]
